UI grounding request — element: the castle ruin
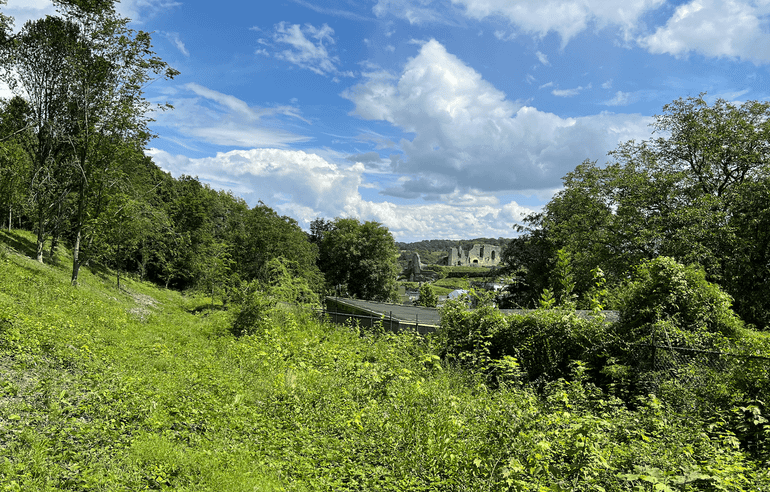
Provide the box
[447,244,501,267]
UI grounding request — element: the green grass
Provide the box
[432,277,470,294]
[1,230,769,491]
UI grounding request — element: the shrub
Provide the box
[494,310,610,386]
[617,256,743,347]
[262,257,320,307]
[416,283,438,307]
[230,282,276,337]
[438,295,610,386]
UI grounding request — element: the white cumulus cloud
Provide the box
[342,39,652,197]
[147,147,537,241]
[640,0,770,64]
[451,0,665,45]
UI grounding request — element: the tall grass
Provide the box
[1,230,768,491]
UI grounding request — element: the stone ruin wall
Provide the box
[448,243,502,267]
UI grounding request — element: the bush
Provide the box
[230,282,277,337]
[438,295,610,386]
[416,283,438,307]
[617,256,743,347]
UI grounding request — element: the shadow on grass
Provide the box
[189,304,227,315]
[0,230,37,259]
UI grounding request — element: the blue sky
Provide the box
[4,0,770,241]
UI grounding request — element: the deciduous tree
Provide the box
[515,95,770,325]
[318,218,399,301]
[1,16,79,261]
[52,0,178,285]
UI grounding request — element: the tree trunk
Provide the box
[49,233,58,262]
[36,213,45,263]
[116,244,121,291]
[71,228,81,286]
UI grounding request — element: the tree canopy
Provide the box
[317,217,400,302]
[503,94,770,327]
[0,0,179,284]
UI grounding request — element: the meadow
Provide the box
[1,230,769,491]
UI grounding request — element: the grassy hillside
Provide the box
[1,230,768,491]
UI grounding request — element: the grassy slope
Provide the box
[1,230,768,491]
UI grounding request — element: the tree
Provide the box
[0,0,13,47]
[651,94,770,197]
[318,218,399,301]
[522,95,770,325]
[498,230,554,308]
[416,283,438,307]
[52,0,178,285]
[721,176,770,328]
[1,16,79,261]
[233,202,322,290]
[0,97,33,230]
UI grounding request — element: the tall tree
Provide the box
[53,0,178,285]
[0,0,13,47]
[1,16,79,261]
[234,202,321,289]
[318,218,399,301]
[520,95,770,324]
[0,97,33,230]
[651,94,770,197]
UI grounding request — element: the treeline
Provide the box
[0,0,400,303]
[500,94,770,330]
[396,237,510,253]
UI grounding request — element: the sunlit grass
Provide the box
[2,229,769,491]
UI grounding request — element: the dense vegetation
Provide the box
[499,95,770,331]
[0,0,399,303]
[2,231,770,491]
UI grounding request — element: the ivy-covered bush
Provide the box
[617,256,743,347]
[438,293,610,386]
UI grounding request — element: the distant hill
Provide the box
[396,238,512,268]
[396,238,511,253]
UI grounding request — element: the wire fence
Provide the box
[624,342,770,406]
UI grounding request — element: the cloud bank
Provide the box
[147,147,535,241]
[343,39,653,198]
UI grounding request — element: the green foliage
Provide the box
[512,95,770,328]
[1,233,770,490]
[416,283,438,307]
[538,287,556,309]
[439,294,610,386]
[618,257,743,345]
[230,281,277,337]
[553,247,577,308]
[587,267,608,314]
[318,217,399,301]
[236,203,322,291]
[261,256,319,307]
